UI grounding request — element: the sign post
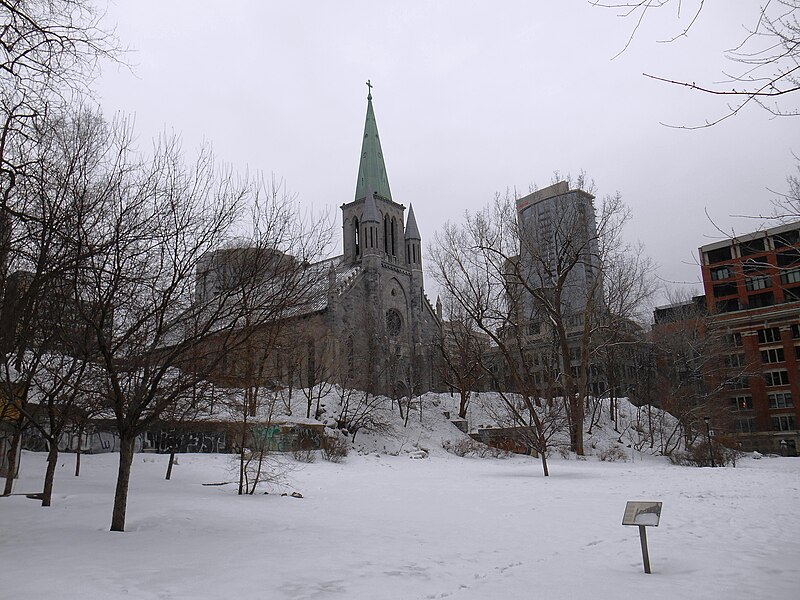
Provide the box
[622,501,662,574]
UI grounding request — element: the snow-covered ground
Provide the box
[2,446,798,599]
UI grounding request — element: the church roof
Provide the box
[404,204,420,240]
[284,255,361,318]
[354,84,392,202]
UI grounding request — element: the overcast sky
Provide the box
[95,1,799,307]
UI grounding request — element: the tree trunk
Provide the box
[74,424,84,477]
[238,443,245,496]
[3,427,22,496]
[570,395,585,456]
[165,446,176,480]
[110,434,136,532]
[540,448,549,477]
[459,390,469,419]
[41,442,59,506]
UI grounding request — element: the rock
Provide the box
[291,491,303,498]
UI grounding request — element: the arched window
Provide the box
[391,217,396,256]
[354,217,360,256]
[383,215,389,254]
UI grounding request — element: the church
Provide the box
[199,86,442,399]
[320,85,442,396]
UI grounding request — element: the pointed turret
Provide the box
[362,186,380,223]
[404,204,420,240]
[355,82,392,202]
[405,203,422,270]
[361,185,381,260]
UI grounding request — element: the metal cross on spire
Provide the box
[366,79,372,100]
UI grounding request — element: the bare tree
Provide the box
[593,0,800,125]
[0,106,112,502]
[640,292,751,455]
[437,295,488,418]
[430,197,554,475]
[1,1,120,280]
[63,118,330,530]
[431,179,647,470]
[298,334,336,420]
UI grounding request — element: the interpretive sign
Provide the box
[622,501,662,527]
[622,501,663,574]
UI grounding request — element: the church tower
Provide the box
[341,83,407,267]
[332,82,439,396]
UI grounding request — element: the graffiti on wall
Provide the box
[145,429,227,454]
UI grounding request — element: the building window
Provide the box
[764,370,790,387]
[742,259,768,274]
[786,287,800,302]
[725,332,743,347]
[777,249,800,267]
[731,396,753,411]
[711,265,733,280]
[792,324,800,339]
[713,282,738,297]
[354,218,360,256]
[727,376,750,389]
[717,298,741,312]
[749,291,775,308]
[740,238,765,256]
[383,215,389,254]
[768,392,793,409]
[761,348,785,364]
[780,269,800,285]
[773,229,800,248]
[735,417,756,433]
[772,414,796,431]
[706,246,732,263]
[386,309,402,336]
[758,327,782,344]
[726,353,747,368]
[745,275,771,291]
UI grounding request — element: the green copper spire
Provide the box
[355,81,392,202]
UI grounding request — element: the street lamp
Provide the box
[704,416,716,467]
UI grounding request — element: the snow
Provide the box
[2,397,799,599]
[632,512,660,526]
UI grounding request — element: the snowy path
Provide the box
[1,451,798,599]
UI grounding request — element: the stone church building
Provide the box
[199,88,441,398]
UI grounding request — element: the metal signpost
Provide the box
[622,501,662,574]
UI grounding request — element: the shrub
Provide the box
[598,445,628,462]
[292,448,316,463]
[321,435,349,463]
[442,438,510,458]
[668,441,741,467]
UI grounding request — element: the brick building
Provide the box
[699,221,800,454]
